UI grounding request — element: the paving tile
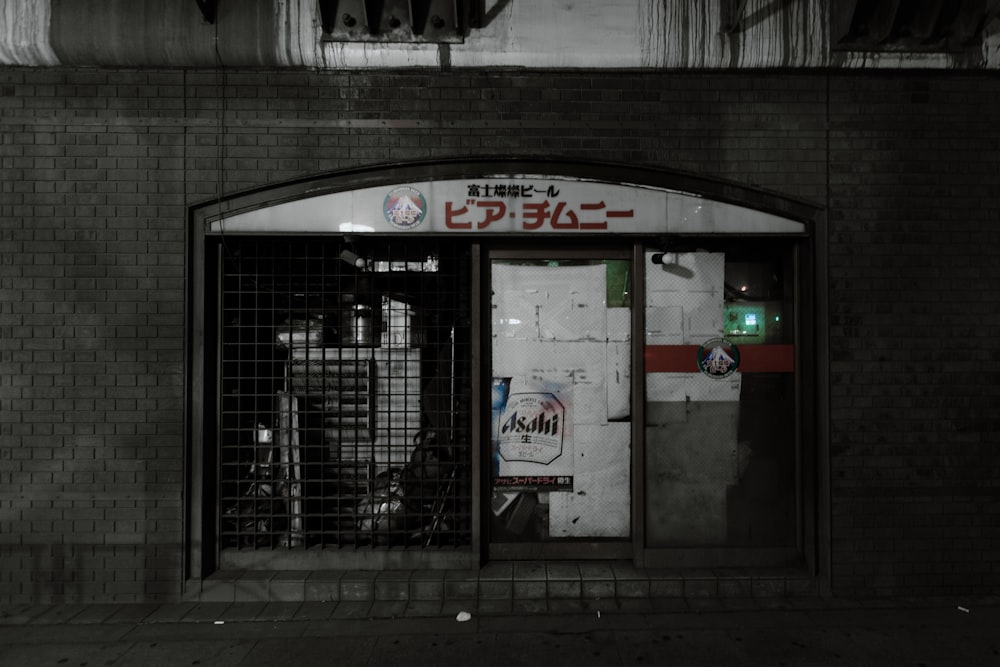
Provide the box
[512,562,546,581]
[546,598,587,614]
[0,605,51,625]
[478,562,513,581]
[142,602,198,623]
[476,598,513,616]
[444,573,478,600]
[513,580,547,600]
[0,640,133,666]
[720,597,761,612]
[402,600,443,617]
[610,562,645,580]
[369,600,408,619]
[478,580,512,600]
[580,597,621,614]
[292,600,337,621]
[650,597,691,612]
[687,597,727,613]
[649,577,684,598]
[106,603,160,624]
[683,577,719,598]
[236,635,375,666]
[718,577,753,598]
[183,601,232,623]
[366,628,491,666]
[615,597,654,613]
[409,570,446,583]
[220,601,269,622]
[374,571,411,601]
[30,604,89,624]
[305,571,344,602]
[440,599,474,618]
[511,598,548,615]
[117,636,254,665]
[578,561,615,580]
[410,582,444,601]
[547,580,581,599]
[235,571,273,602]
[545,563,580,581]
[256,601,302,621]
[331,600,374,619]
[66,604,124,624]
[340,571,377,601]
[752,577,786,598]
[270,571,307,601]
[785,576,820,597]
[200,579,235,602]
[582,580,615,600]
[616,579,650,599]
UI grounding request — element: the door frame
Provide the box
[483,244,638,561]
[634,238,811,570]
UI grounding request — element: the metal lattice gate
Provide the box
[216,237,472,552]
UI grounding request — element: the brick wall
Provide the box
[1,70,188,602]
[827,74,1000,596]
[0,68,998,602]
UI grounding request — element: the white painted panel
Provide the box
[549,423,630,538]
[647,372,742,403]
[606,341,630,421]
[492,339,608,425]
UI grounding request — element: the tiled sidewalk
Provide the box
[188,562,820,607]
[4,597,999,667]
[0,562,831,625]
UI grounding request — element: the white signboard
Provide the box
[209,176,805,235]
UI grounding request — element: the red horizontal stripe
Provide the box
[644,346,700,372]
[645,344,795,373]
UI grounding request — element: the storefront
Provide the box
[187,159,818,582]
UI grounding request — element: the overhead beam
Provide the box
[195,0,217,24]
[834,0,1000,51]
[319,0,465,42]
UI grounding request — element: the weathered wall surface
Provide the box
[3,0,999,69]
[1,67,998,601]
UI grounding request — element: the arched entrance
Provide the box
[187,159,819,581]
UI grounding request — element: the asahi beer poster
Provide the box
[492,376,573,490]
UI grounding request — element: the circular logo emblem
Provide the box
[697,338,740,378]
[383,186,427,230]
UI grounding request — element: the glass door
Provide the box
[488,251,632,558]
[641,243,801,567]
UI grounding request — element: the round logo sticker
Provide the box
[383,186,427,230]
[697,338,740,378]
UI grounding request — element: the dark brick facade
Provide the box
[1,68,998,601]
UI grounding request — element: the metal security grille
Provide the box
[216,237,472,551]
